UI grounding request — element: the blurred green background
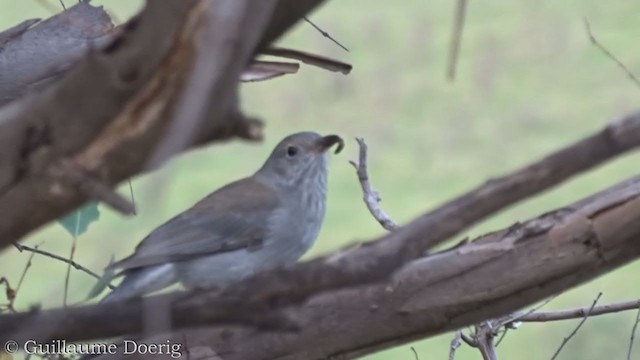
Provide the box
[2,0,640,359]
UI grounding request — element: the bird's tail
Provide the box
[100,264,178,303]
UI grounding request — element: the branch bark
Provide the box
[0,0,327,249]
[4,159,640,359]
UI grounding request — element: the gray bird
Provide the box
[101,132,344,303]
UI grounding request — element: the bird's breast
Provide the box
[266,178,327,264]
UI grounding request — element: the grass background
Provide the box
[1,0,640,359]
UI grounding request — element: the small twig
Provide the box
[63,235,78,307]
[303,16,349,52]
[15,243,40,295]
[0,277,16,313]
[449,330,462,360]
[59,0,66,10]
[550,292,602,360]
[498,294,559,326]
[349,137,399,231]
[128,180,137,215]
[493,327,509,347]
[34,0,61,13]
[410,346,419,360]
[52,160,136,215]
[447,0,468,81]
[520,298,640,322]
[627,306,640,360]
[13,243,115,289]
[583,17,640,91]
[460,331,477,347]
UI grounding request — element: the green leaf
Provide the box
[58,202,100,238]
[85,256,117,301]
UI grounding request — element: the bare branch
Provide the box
[520,298,640,322]
[629,307,640,360]
[12,243,114,289]
[262,47,352,74]
[584,18,640,91]
[447,0,468,80]
[550,292,602,360]
[4,170,640,359]
[410,346,419,360]
[449,330,463,360]
[474,322,498,360]
[303,16,349,52]
[52,160,135,215]
[62,235,77,307]
[0,0,329,249]
[349,137,399,231]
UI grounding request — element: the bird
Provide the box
[101,131,344,303]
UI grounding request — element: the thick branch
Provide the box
[4,170,640,359]
[0,0,326,249]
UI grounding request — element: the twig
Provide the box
[63,235,78,307]
[474,322,498,360]
[460,331,476,347]
[497,294,559,326]
[349,137,399,231]
[0,277,16,313]
[447,0,468,81]
[449,330,462,360]
[629,306,640,360]
[262,47,351,74]
[583,17,640,91]
[15,243,40,295]
[128,180,137,216]
[493,327,509,347]
[52,160,136,215]
[520,298,640,322]
[410,346,419,360]
[59,0,66,10]
[303,16,349,52]
[550,292,602,360]
[34,0,61,13]
[13,243,115,289]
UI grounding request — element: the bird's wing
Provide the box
[108,177,279,271]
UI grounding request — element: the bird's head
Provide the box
[257,132,344,189]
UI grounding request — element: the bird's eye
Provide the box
[286,146,298,157]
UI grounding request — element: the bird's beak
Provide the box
[315,135,344,154]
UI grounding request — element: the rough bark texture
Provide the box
[3,174,640,359]
[0,0,326,250]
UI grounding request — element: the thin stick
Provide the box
[34,0,60,13]
[498,295,559,325]
[410,346,419,360]
[449,330,462,360]
[520,298,640,322]
[128,180,137,215]
[447,0,468,81]
[63,235,78,307]
[349,137,399,231]
[13,243,115,289]
[550,292,602,360]
[627,306,640,360]
[0,277,15,312]
[303,16,349,52]
[583,18,640,91]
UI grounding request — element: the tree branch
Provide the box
[349,137,399,231]
[0,0,328,249]
[550,292,602,360]
[5,167,640,358]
